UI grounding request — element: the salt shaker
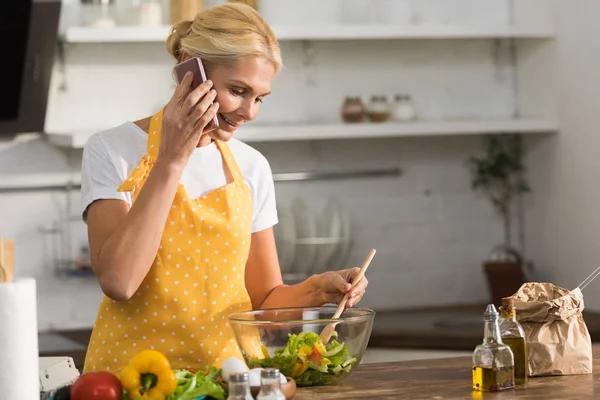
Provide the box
[391,94,417,122]
[257,368,285,400]
[227,372,254,400]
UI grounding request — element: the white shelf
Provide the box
[272,25,555,40]
[235,118,557,142]
[63,24,555,44]
[65,26,172,43]
[46,118,557,148]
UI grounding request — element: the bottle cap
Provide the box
[484,304,499,321]
[502,296,515,308]
[261,368,280,379]
[229,372,249,383]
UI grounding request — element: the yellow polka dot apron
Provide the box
[84,108,253,373]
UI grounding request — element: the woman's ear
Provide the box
[180,53,191,62]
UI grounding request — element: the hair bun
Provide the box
[166,20,193,61]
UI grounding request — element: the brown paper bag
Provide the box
[513,282,592,376]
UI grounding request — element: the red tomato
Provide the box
[308,346,323,366]
[70,371,123,400]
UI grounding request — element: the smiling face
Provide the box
[200,57,275,143]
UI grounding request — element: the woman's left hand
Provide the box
[313,268,369,309]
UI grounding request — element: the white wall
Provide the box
[0,0,551,331]
[525,0,600,310]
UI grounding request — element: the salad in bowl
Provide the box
[229,306,375,387]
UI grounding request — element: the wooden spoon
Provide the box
[319,248,376,344]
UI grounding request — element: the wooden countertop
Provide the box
[296,345,600,399]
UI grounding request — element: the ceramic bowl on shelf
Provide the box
[228,306,375,387]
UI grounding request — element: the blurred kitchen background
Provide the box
[3,0,600,366]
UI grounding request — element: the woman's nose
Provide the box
[238,100,257,122]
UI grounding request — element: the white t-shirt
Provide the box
[81,122,278,233]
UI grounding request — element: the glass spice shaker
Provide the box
[257,368,285,400]
[367,95,390,123]
[80,0,118,27]
[227,372,254,400]
[391,94,417,122]
[472,304,515,392]
[341,97,365,123]
[499,297,528,385]
[135,0,164,26]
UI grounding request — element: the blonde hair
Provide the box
[166,3,282,74]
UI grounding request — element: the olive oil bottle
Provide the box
[472,304,515,392]
[499,296,528,385]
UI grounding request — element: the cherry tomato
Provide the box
[308,346,323,366]
[70,371,123,400]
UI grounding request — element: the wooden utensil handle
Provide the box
[319,248,376,344]
[332,248,376,319]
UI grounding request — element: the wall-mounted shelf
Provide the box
[235,118,557,142]
[46,118,557,148]
[63,24,555,44]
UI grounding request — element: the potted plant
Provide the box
[467,135,530,306]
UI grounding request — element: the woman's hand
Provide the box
[313,268,369,309]
[156,71,220,168]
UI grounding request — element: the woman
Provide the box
[81,3,368,373]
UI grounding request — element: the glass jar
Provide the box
[391,94,417,122]
[367,95,390,123]
[341,97,365,123]
[80,0,118,27]
[133,0,164,26]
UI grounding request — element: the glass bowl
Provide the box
[228,306,375,387]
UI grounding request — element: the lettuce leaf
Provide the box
[169,366,226,400]
[247,332,356,387]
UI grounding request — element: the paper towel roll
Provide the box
[0,278,39,399]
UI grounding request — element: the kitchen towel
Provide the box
[0,278,39,399]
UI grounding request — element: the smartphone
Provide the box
[173,57,219,131]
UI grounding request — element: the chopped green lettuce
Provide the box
[246,331,356,387]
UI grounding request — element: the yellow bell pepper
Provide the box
[298,346,312,356]
[261,345,270,358]
[120,350,177,400]
[291,360,309,378]
[313,342,326,355]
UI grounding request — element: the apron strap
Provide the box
[117,108,163,193]
[215,140,244,183]
[146,108,163,159]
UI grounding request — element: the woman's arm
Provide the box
[245,228,368,310]
[87,73,219,301]
[87,161,183,301]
